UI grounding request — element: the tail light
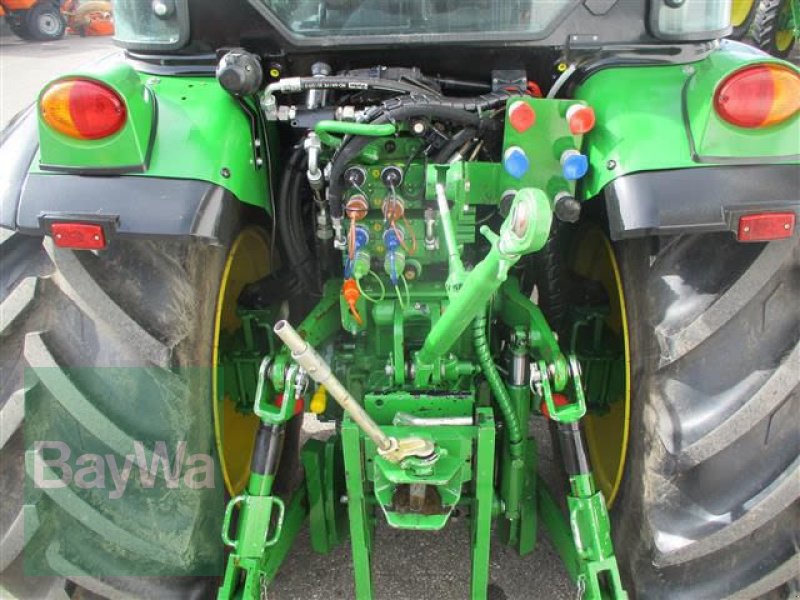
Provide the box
[713,64,800,129]
[40,79,127,140]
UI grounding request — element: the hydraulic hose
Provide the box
[434,126,476,163]
[474,312,523,459]
[327,101,499,218]
[314,120,397,138]
[278,147,318,293]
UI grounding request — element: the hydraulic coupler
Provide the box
[534,356,629,600]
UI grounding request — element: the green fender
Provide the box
[33,57,270,210]
[576,40,800,201]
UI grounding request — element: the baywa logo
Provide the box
[33,440,216,499]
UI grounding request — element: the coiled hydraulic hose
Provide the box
[473,312,523,459]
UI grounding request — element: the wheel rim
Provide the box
[213,228,272,496]
[37,13,61,35]
[776,1,796,51]
[775,29,795,51]
[568,227,630,508]
[731,0,756,26]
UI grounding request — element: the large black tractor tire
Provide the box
[0,224,296,598]
[6,15,35,40]
[753,0,797,58]
[614,233,799,599]
[25,2,66,41]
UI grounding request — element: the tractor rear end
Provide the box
[0,1,798,599]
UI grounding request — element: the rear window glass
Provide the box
[256,0,574,38]
[113,0,188,49]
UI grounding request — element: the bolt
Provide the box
[254,139,261,148]
[606,160,617,170]
[411,121,426,135]
[255,157,263,167]
[785,223,791,230]
[414,302,423,311]
[221,168,231,178]
[340,495,349,505]
[744,226,750,233]
[385,364,394,376]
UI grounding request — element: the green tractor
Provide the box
[1,1,798,599]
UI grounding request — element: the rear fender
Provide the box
[31,54,270,210]
[576,40,799,201]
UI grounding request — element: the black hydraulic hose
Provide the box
[327,96,507,218]
[277,147,318,291]
[474,312,523,459]
[434,126,476,164]
[269,76,437,98]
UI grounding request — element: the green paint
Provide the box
[342,417,375,600]
[302,437,347,554]
[415,188,553,378]
[577,41,800,200]
[35,59,270,208]
[470,408,496,600]
[315,120,397,138]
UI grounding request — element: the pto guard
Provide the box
[37,60,155,173]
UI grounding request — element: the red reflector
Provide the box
[737,212,795,242]
[51,223,107,249]
[508,100,536,133]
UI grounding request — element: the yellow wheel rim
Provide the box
[731,0,756,27]
[569,228,630,508]
[213,228,272,496]
[775,29,795,51]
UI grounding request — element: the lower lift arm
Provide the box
[535,358,628,600]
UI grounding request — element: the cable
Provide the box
[394,284,407,311]
[400,273,411,307]
[357,271,386,303]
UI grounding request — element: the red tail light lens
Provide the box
[40,79,127,140]
[713,64,800,129]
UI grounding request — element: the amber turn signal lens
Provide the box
[714,64,800,129]
[40,79,127,140]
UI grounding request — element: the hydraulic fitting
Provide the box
[305,132,324,191]
[305,62,332,110]
[383,228,405,285]
[424,208,438,251]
